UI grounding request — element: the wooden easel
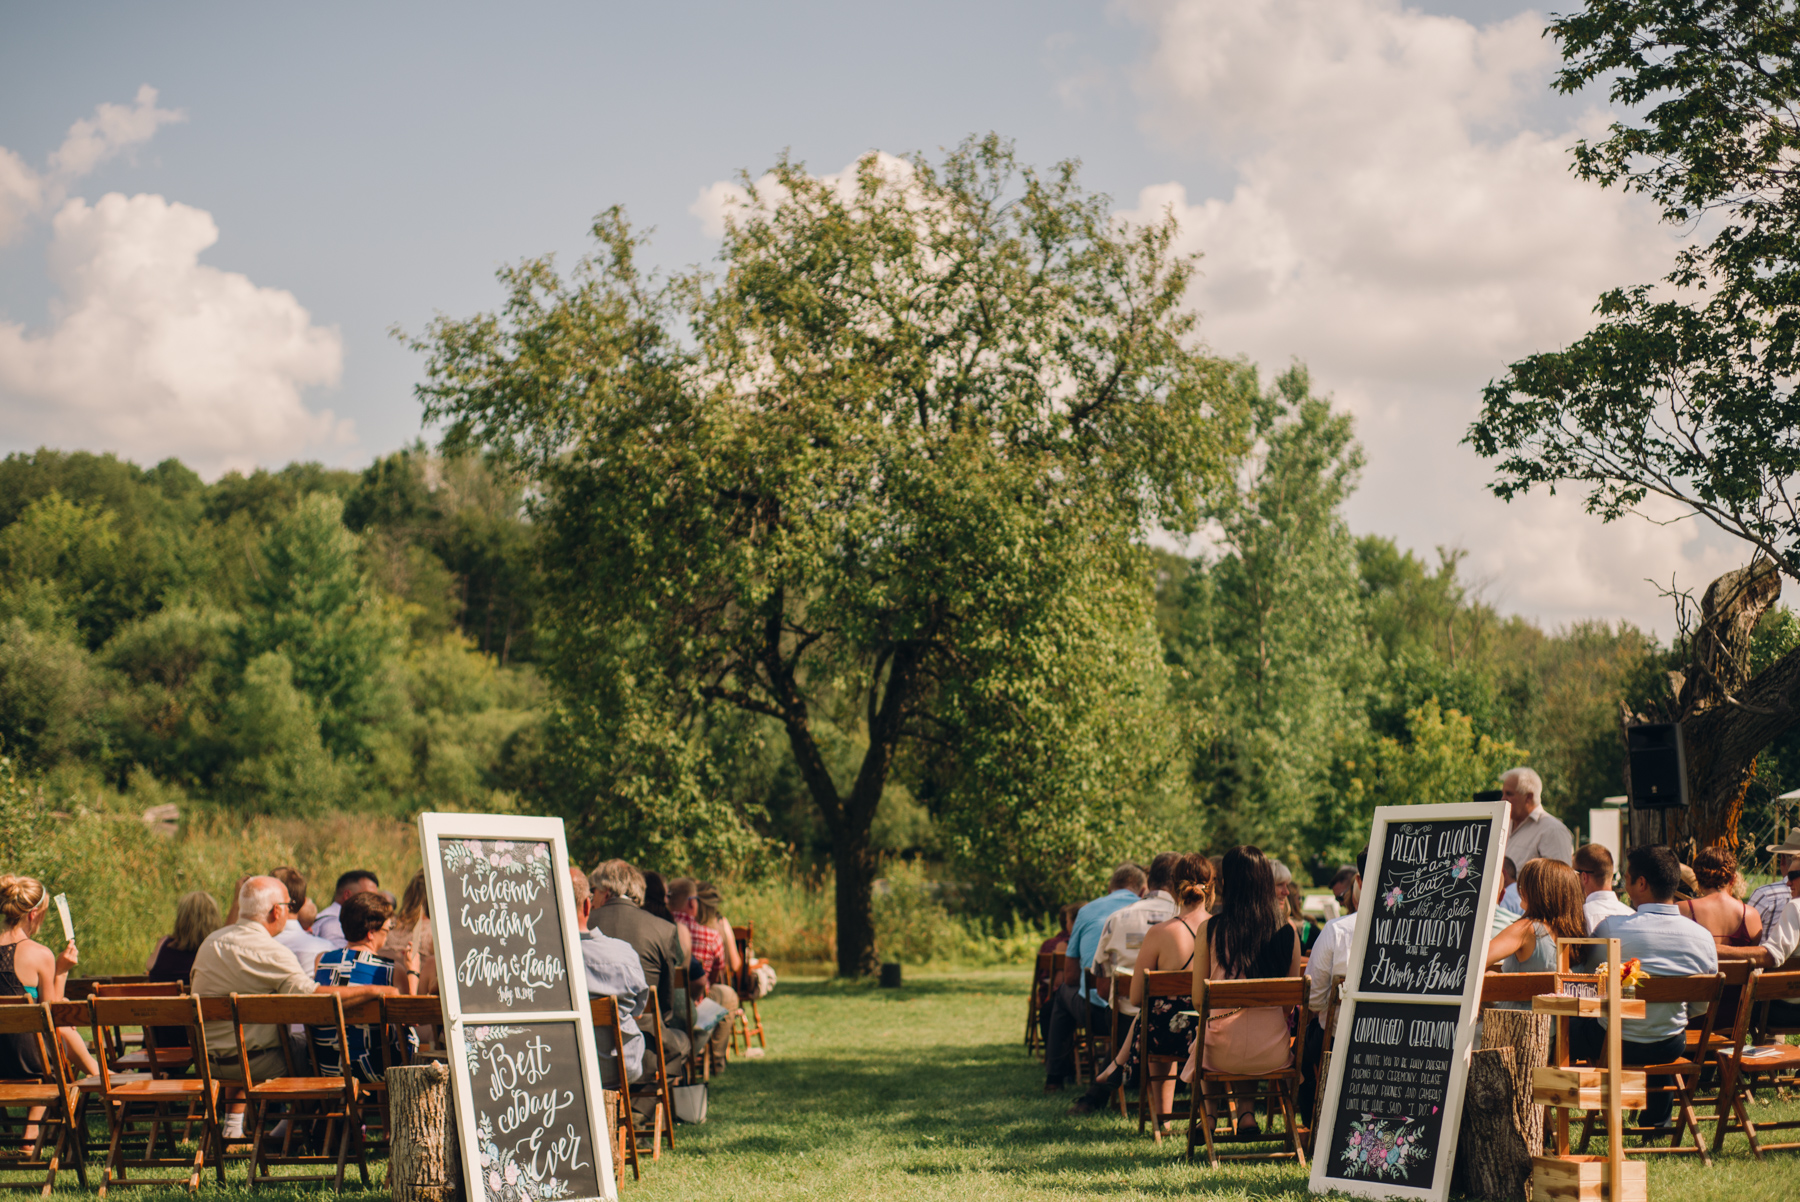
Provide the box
[1530,938,1648,1202]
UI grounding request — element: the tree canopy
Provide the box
[411,136,1251,973]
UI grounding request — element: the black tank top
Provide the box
[0,943,45,1078]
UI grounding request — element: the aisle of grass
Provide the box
[41,967,1800,1200]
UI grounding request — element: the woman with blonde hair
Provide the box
[0,874,99,1081]
[382,870,437,992]
[1486,859,1586,1000]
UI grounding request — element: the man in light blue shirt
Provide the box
[1043,863,1146,1092]
[1578,845,1718,1130]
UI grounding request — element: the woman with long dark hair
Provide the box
[1187,846,1301,1138]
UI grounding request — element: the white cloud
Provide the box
[0,192,348,479]
[0,85,183,245]
[689,151,916,238]
[1116,0,1713,635]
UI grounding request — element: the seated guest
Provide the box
[1490,862,1522,939]
[1040,905,1081,957]
[1187,846,1302,1138]
[1299,859,1361,1122]
[1790,866,1800,900]
[1486,859,1587,1006]
[382,870,437,995]
[311,869,380,949]
[1043,863,1146,1093]
[1070,854,1212,1118]
[269,866,333,974]
[143,890,223,1049]
[1582,846,1720,1131]
[692,882,744,1067]
[1500,856,1522,913]
[1573,844,1633,932]
[589,859,690,1082]
[1748,831,1800,932]
[1091,852,1181,1011]
[667,877,712,986]
[571,869,653,1102]
[1677,846,1761,949]
[0,874,100,1081]
[312,891,421,1080]
[192,877,396,1139]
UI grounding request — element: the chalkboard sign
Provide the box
[437,837,574,1013]
[463,1021,603,1202]
[1322,1000,1460,1190]
[421,813,616,1202]
[1357,818,1493,998]
[1310,801,1508,1202]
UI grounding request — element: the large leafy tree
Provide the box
[411,136,1247,974]
[1468,0,1800,849]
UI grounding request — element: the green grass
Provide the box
[36,967,1800,1200]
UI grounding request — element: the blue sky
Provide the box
[0,1,1739,631]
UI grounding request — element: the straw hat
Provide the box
[1766,830,1800,855]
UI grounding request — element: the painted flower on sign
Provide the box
[1383,886,1405,910]
[1451,855,1470,880]
[1339,1116,1428,1180]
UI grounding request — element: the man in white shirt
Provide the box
[1502,767,1573,867]
[1090,852,1181,1017]
[1573,843,1634,932]
[1749,831,1800,934]
[1299,861,1361,1121]
[269,867,333,973]
[310,869,380,949]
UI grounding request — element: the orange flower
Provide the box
[1619,957,1647,989]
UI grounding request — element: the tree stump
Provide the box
[389,1062,464,1202]
[1454,1008,1551,1201]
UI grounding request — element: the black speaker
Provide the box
[1473,790,1503,802]
[1628,723,1688,809]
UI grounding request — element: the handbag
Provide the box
[671,1082,708,1125]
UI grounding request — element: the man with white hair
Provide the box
[1501,766,1573,868]
[191,876,398,1137]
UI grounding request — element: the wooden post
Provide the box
[1454,1007,1551,1200]
[389,1063,463,1202]
[1604,939,1623,1201]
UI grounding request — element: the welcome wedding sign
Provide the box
[419,813,617,1202]
[1308,801,1509,1202]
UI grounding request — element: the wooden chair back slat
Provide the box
[89,996,197,1026]
[381,996,444,1025]
[47,1001,87,1027]
[1635,972,1726,1004]
[1203,977,1305,1009]
[1748,969,1800,1005]
[230,992,344,1026]
[91,980,182,998]
[1142,970,1193,1000]
[1479,971,1558,1003]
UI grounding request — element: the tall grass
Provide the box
[22,780,1046,977]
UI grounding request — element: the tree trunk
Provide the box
[1625,558,1800,853]
[1454,1008,1550,1201]
[833,831,879,978]
[388,1062,464,1202]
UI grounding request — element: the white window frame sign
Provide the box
[419,811,617,1202]
[1308,800,1510,1202]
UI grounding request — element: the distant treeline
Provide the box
[2,436,1795,897]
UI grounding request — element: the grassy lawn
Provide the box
[40,967,1800,1200]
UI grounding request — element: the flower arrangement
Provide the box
[1341,1115,1429,1180]
[1383,886,1406,910]
[1619,957,1647,996]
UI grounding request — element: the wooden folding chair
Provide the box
[589,997,641,1183]
[62,979,107,1003]
[1307,974,1345,1135]
[1573,972,1724,1164]
[1026,952,1054,1055]
[337,997,394,1153]
[380,995,445,1061]
[640,987,676,1156]
[729,925,767,1054]
[0,1001,85,1196]
[86,994,222,1195]
[671,967,710,1082]
[1072,970,1116,1088]
[228,993,367,1192]
[1184,976,1308,1169]
[90,983,192,1080]
[1711,968,1800,1159]
[1135,970,1192,1142]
